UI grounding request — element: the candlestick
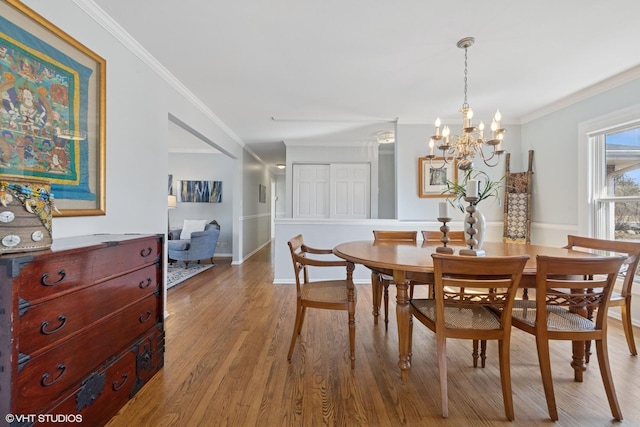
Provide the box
[459,197,485,256]
[436,217,454,254]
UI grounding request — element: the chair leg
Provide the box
[472,340,479,368]
[371,272,381,324]
[383,282,390,331]
[288,303,305,361]
[348,309,356,369]
[480,340,487,368]
[621,299,637,356]
[498,338,515,421]
[348,292,357,369]
[436,333,449,418]
[535,335,558,421]
[595,337,623,421]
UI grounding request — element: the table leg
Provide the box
[394,270,411,381]
[371,271,381,324]
[570,293,588,382]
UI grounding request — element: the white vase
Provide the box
[464,205,486,250]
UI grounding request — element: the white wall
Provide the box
[521,76,640,235]
[274,174,286,218]
[378,146,395,219]
[241,150,272,260]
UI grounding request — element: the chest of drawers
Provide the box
[0,234,164,426]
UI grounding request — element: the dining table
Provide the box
[333,239,606,381]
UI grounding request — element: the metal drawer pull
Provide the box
[41,315,67,335]
[139,278,152,289]
[139,310,152,323]
[112,373,128,391]
[41,270,66,286]
[41,364,66,386]
[140,247,153,257]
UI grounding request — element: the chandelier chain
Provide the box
[463,46,469,108]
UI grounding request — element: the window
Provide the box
[593,125,640,240]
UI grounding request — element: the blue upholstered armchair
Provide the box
[168,220,221,266]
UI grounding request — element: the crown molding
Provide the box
[283,140,378,147]
[521,64,640,124]
[74,0,244,146]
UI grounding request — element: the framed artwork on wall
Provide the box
[177,180,222,203]
[0,0,107,216]
[259,184,266,203]
[418,157,458,198]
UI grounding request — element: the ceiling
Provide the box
[92,0,640,171]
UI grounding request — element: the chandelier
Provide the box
[426,37,505,171]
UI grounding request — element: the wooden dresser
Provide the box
[0,234,164,426]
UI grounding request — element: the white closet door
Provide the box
[293,164,330,218]
[330,163,370,219]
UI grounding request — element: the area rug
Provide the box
[167,264,215,290]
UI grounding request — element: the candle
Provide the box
[429,139,434,155]
[435,117,441,136]
[494,109,502,129]
[478,121,485,139]
[438,201,449,219]
[467,179,478,198]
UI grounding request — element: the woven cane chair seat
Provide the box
[512,300,595,331]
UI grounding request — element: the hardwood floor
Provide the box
[106,242,640,426]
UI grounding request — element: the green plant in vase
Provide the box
[442,169,504,212]
[441,169,504,251]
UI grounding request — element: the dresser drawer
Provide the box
[33,326,164,427]
[18,263,161,356]
[14,295,161,414]
[15,237,161,303]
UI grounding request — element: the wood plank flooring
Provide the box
[106,242,640,426]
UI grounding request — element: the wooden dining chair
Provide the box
[372,230,418,331]
[287,235,357,368]
[563,234,640,357]
[511,255,625,421]
[424,229,492,367]
[421,229,465,243]
[410,253,529,420]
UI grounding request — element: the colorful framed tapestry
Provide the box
[0,0,106,216]
[418,157,458,198]
[177,180,222,203]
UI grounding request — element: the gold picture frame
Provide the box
[418,157,458,198]
[0,0,106,216]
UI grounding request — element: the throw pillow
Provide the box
[180,219,209,240]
